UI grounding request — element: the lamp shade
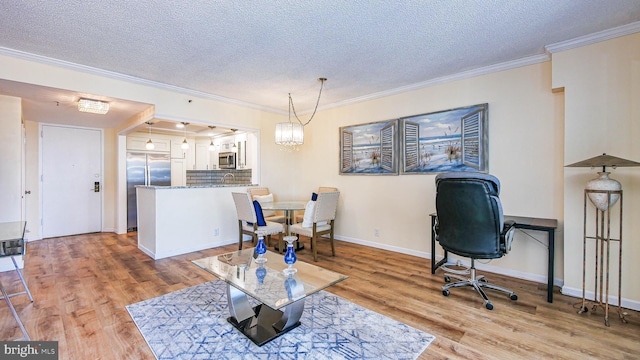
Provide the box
[566,153,640,211]
[275,122,304,146]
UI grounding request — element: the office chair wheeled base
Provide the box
[441,259,517,310]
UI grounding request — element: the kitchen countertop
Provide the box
[135,184,259,189]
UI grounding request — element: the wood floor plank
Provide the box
[0,233,638,359]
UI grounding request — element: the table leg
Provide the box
[282,209,304,252]
[0,281,30,340]
[547,229,554,303]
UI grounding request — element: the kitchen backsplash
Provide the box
[186,169,252,186]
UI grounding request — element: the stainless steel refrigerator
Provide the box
[127,152,171,232]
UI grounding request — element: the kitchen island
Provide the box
[136,184,257,259]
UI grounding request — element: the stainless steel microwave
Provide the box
[219,152,236,169]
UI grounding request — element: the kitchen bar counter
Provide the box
[136,185,254,259]
[137,184,259,189]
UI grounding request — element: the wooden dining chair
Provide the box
[289,191,340,261]
[231,192,284,250]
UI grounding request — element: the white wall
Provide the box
[0,95,24,271]
[0,95,22,222]
[0,53,271,237]
[553,32,640,306]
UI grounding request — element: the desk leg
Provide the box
[547,229,554,303]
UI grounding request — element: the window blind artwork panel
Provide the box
[403,121,420,171]
[462,109,482,169]
[341,130,354,173]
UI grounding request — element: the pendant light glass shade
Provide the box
[145,121,154,150]
[275,122,304,147]
[209,139,215,151]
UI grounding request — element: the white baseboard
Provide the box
[139,238,239,260]
[561,285,640,312]
[334,235,564,287]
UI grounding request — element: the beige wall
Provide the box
[261,62,565,286]
[553,32,640,305]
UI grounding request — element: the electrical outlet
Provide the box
[374,228,380,237]
[213,228,220,236]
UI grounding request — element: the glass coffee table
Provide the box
[192,249,348,346]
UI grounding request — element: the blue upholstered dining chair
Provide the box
[231,192,284,250]
[434,172,518,310]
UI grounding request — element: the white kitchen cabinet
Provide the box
[195,143,210,170]
[171,158,186,186]
[127,136,170,152]
[171,141,186,159]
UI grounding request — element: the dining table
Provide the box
[261,200,307,251]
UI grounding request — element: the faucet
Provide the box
[222,173,235,184]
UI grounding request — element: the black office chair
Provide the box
[434,172,517,310]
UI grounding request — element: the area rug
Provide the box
[126,280,434,359]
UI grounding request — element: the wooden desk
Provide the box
[429,214,558,303]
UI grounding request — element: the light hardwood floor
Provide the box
[1,232,639,359]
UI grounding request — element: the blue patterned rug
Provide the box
[126,280,434,359]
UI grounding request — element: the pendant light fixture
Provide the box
[181,122,189,150]
[231,129,238,152]
[145,121,155,150]
[208,126,216,151]
[275,78,326,151]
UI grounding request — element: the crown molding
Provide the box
[0,46,284,114]
[319,53,550,111]
[2,20,639,116]
[545,21,640,54]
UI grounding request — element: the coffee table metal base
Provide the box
[226,284,305,346]
[227,304,301,346]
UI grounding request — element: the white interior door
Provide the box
[42,125,102,238]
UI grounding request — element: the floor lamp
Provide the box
[566,153,640,326]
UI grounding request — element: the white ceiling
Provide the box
[0,0,639,134]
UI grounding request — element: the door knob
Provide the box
[24,190,31,195]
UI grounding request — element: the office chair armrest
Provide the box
[501,220,516,254]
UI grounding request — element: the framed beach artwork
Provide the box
[339,119,399,175]
[400,103,489,174]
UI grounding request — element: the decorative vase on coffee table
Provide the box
[254,231,267,264]
[282,236,298,275]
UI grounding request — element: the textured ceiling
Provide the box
[0,0,639,131]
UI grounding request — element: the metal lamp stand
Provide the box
[578,189,627,326]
